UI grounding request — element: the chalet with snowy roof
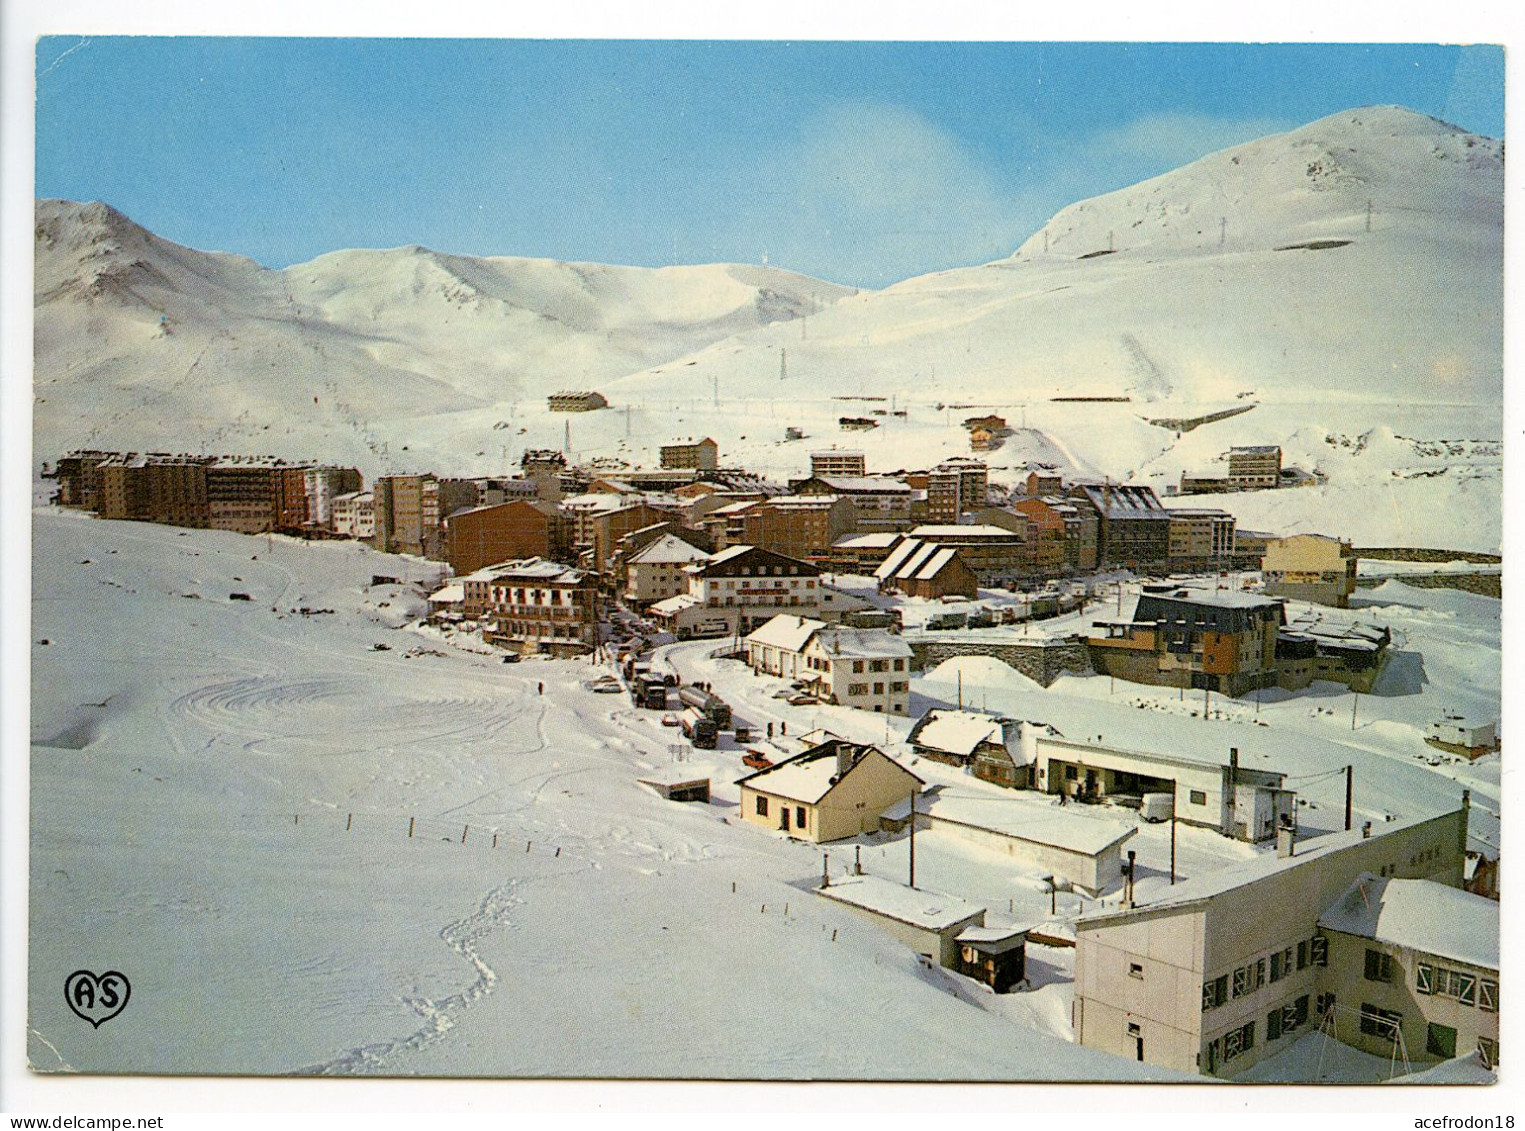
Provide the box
[1087,584,1286,698]
[1073,797,1471,1078]
[1317,874,1497,1069]
[1068,482,1172,569]
[907,709,1032,788]
[829,531,905,573]
[622,532,712,606]
[800,626,914,714]
[547,391,608,412]
[903,524,1025,585]
[874,537,978,599]
[884,785,1136,898]
[736,739,923,842]
[744,614,826,681]
[648,544,868,638]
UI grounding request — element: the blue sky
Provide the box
[34,39,1504,287]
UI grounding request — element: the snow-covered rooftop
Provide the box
[911,710,1008,758]
[910,524,1019,539]
[813,476,912,494]
[833,532,904,550]
[809,627,913,660]
[628,533,711,565]
[890,787,1137,856]
[817,875,985,932]
[745,614,825,654]
[1318,874,1498,971]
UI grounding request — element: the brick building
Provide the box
[444,499,570,575]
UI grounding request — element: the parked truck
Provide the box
[680,708,718,749]
[630,672,668,710]
[677,686,732,730]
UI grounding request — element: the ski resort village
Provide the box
[25,98,1502,1088]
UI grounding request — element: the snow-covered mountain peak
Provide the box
[1014,105,1501,261]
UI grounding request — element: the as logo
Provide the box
[64,970,131,1028]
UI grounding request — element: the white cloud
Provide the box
[741,102,1033,287]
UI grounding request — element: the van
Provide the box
[1141,792,1174,823]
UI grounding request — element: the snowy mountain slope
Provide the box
[32,106,1502,549]
[33,198,854,469]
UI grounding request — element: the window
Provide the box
[1065,765,1078,781]
[1421,964,1481,1006]
[1129,963,1144,980]
[796,806,806,830]
[755,796,769,817]
[1202,976,1229,1012]
[1310,936,1328,967]
[1426,1023,1458,1059]
[853,661,865,674]
[1267,1007,1282,1042]
[1359,1003,1403,1045]
[1478,1037,1498,1069]
[1297,940,1309,971]
[893,658,905,671]
[1189,789,1208,806]
[847,683,868,696]
[1364,949,1394,983]
[873,682,884,695]
[1221,1021,1254,1063]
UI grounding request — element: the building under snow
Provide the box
[735,739,923,842]
[1072,798,1471,1078]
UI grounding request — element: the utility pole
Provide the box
[1220,216,1227,246]
[1170,793,1177,885]
[1345,764,1354,831]
[908,789,917,889]
[780,348,787,381]
[1366,199,1373,233]
[1352,689,1359,730]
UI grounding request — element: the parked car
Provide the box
[661,713,681,727]
[742,751,773,770]
[787,693,818,706]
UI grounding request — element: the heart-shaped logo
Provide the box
[64,970,131,1028]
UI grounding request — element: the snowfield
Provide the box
[27,511,1499,1082]
[29,511,1187,1081]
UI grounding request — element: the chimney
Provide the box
[1276,816,1296,859]
[836,743,856,779]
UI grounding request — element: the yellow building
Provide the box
[1262,533,1358,608]
[736,739,923,842]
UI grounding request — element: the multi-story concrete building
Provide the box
[649,544,868,637]
[737,495,856,563]
[926,458,989,524]
[1167,508,1237,568]
[303,466,363,529]
[1262,533,1359,608]
[547,391,608,412]
[659,437,719,471]
[373,474,441,557]
[810,450,867,478]
[206,457,292,534]
[1073,800,1471,1078]
[791,475,912,533]
[480,558,598,657]
[1086,585,1285,698]
[331,490,375,539]
[1069,483,1172,570]
[1227,446,1282,491]
[52,450,115,509]
[1024,462,1065,498]
[444,499,569,576]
